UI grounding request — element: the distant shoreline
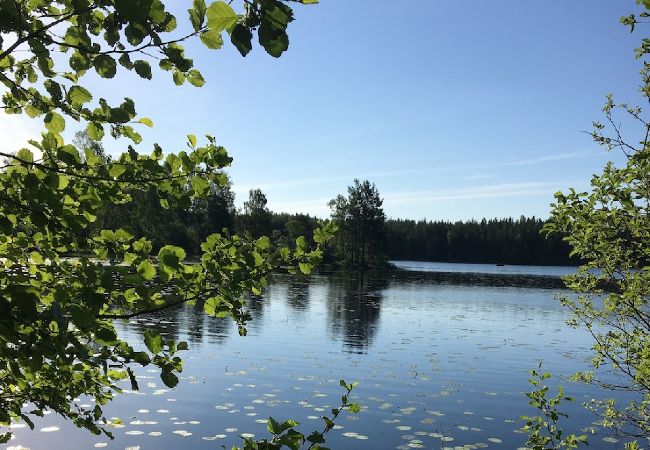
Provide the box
[388,268,568,290]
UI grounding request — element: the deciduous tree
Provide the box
[0,0,338,445]
[544,3,650,442]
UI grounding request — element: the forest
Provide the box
[1,1,647,449]
[83,162,576,267]
[385,216,575,265]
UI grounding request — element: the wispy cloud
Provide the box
[262,181,580,218]
[383,181,574,205]
[480,152,599,169]
[463,174,495,181]
[234,151,599,194]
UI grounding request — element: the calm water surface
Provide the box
[391,260,578,277]
[4,270,630,449]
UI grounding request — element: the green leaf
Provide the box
[230,24,253,56]
[70,51,91,72]
[187,134,197,147]
[95,325,118,344]
[256,236,271,250]
[259,24,289,57]
[194,0,207,18]
[70,306,95,329]
[143,329,164,354]
[186,69,205,87]
[56,174,69,190]
[313,227,328,244]
[267,417,281,434]
[93,55,117,78]
[133,60,152,79]
[67,85,92,106]
[298,262,312,274]
[172,71,186,85]
[253,252,263,266]
[160,370,179,388]
[190,176,210,195]
[177,341,189,351]
[257,3,293,57]
[131,351,151,365]
[118,53,133,69]
[108,163,126,178]
[158,245,186,268]
[206,1,238,32]
[296,236,308,251]
[87,122,104,140]
[137,260,156,280]
[188,0,206,31]
[16,148,34,163]
[115,0,154,20]
[204,297,229,317]
[44,111,65,133]
[24,104,42,118]
[29,251,44,264]
[200,30,223,49]
[48,321,59,333]
[57,145,81,165]
[138,117,154,127]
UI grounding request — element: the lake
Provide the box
[390,260,578,277]
[3,265,631,449]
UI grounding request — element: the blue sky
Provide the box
[4,1,645,220]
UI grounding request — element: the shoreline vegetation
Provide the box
[313,263,570,290]
[84,179,577,269]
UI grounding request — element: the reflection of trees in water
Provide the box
[326,271,387,354]
[120,300,232,346]
[184,301,205,343]
[286,278,310,311]
[119,272,389,353]
[122,309,182,344]
[244,292,267,333]
[205,314,232,344]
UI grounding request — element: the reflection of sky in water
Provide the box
[4,273,633,450]
[391,260,578,277]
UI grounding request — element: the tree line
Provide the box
[85,165,576,267]
[385,216,577,266]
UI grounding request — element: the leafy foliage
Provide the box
[90,171,236,255]
[234,380,360,450]
[521,365,589,450]
[543,1,650,443]
[0,0,316,142]
[0,0,336,444]
[0,133,332,440]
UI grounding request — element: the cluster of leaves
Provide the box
[521,365,588,450]
[0,0,341,445]
[235,380,360,450]
[0,132,334,442]
[543,0,650,444]
[0,0,314,142]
